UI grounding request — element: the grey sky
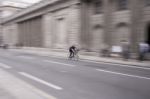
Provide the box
[21,0,42,3]
[0,0,42,3]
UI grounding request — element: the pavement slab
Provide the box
[0,68,56,99]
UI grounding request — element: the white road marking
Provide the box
[96,69,150,80]
[99,62,150,70]
[44,60,76,67]
[0,63,11,69]
[19,72,63,90]
[82,59,150,70]
[26,84,57,99]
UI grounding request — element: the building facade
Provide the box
[0,0,34,45]
[1,0,150,56]
[0,0,31,18]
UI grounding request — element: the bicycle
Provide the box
[68,49,80,61]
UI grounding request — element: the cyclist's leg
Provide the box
[73,52,75,58]
[68,51,72,59]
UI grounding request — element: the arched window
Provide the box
[118,0,128,10]
[93,0,103,14]
[114,23,130,45]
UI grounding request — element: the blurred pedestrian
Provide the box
[121,40,130,60]
[138,42,149,61]
[3,44,9,49]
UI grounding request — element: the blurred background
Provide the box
[0,1,150,99]
[0,0,150,60]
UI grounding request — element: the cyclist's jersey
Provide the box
[69,46,75,52]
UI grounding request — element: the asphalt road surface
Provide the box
[0,49,150,99]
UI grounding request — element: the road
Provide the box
[0,49,150,99]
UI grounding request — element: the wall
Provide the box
[2,24,18,46]
[42,3,81,50]
[18,16,43,47]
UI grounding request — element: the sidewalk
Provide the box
[10,48,150,67]
[0,68,56,99]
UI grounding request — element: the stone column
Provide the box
[11,24,19,47]
[80,0,91,50]
[130,0,144,53]
[0,24,3,45]
[68,3,81,47]
[42,13,53,48]
[103,0,113,46]
[1,25,7,45]
[26,21,30,47]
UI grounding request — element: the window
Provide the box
[118,0,128,10]
[94,0,103,14]
[145,0,150,6]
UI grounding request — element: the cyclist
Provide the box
[69,45,76,59]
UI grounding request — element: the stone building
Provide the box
[0,0,31,18]
[0,0,33,44]
[1,0,150,56]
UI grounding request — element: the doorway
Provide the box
[147,24,150,45]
